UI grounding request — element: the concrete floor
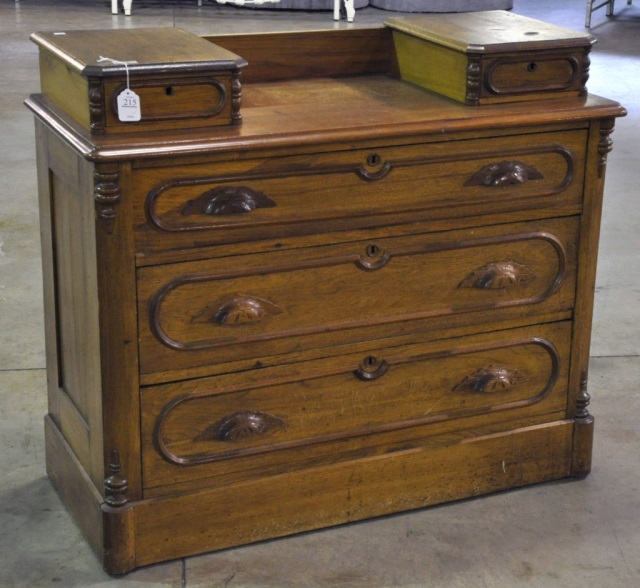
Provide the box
[1,0,639,585]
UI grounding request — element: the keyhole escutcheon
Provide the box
[366,243,381,257]
[367,153,381,167]
[355,355,389,381]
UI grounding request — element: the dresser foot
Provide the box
[102,504,136,575]
[571,372,594,478]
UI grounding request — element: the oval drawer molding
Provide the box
[191,294,283,326]
[459,260,537,290]
[181,186,276,216]
[110,78,228,123]
[464,160,544,187]
[485,56,582,97]
[196,411,285,442]
[147,325,565,471]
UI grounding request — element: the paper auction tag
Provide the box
[116,88,141,122]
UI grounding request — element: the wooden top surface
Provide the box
[25,74,626,162]
[31,28,247,77]
[385,11,594,53]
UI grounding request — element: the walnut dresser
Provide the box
[25,15,626,574]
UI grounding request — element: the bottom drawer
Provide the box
[141,321,572,493]
[135,420,574,567]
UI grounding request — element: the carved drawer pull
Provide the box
[182,186,276,216]
[459,261,536,290]
[191,294,283,326]
[454,365,524,393]
[464,161,544,187]
[196,411,284,442]
[355,355,389,381]
[356,243,391,271]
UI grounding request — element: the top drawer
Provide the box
[133,129,586,255]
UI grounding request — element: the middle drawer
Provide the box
[138,216,578,383]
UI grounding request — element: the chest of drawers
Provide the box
[26,24,625,574]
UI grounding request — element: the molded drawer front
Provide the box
[137,217,578,380]
[134,130,585,253]
[141,321,571,492]
[105,76,234,130]
[486,56,581,96]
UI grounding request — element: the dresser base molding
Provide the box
[46,413,580,574]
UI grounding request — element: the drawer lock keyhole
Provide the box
[366,243,380,257]
[165,86,175,96]
[367,153,382,167]
[355,355,389,381]
[356,243,391,271]
[527,63,538,73]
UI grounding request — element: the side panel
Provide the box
[38,52,90,129]
[39,121,104,487]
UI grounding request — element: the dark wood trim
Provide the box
[566,118,614,420]
[94,160,143,501]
